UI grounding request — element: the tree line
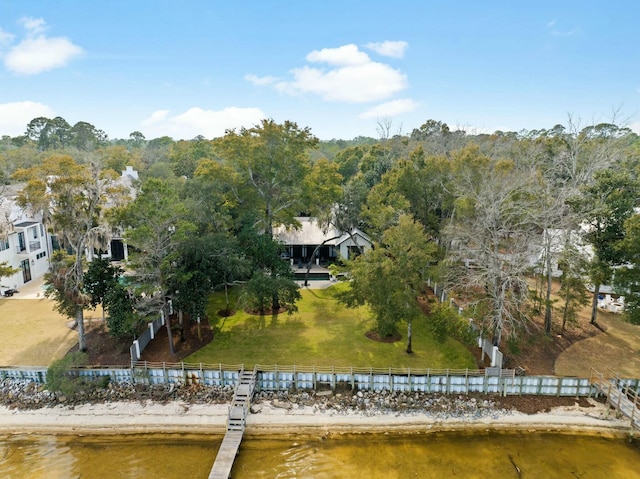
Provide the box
[1,115,639,357]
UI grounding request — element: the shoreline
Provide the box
[0,398,633,438]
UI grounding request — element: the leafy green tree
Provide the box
[99,145,142,175]
[103,283,137,338]
[171,233,249,327]
[45,250,89,321]
[129,131,146,148]
[614,214,640,324]
[168,136,216,178]
[332,145,366,181]
[16,156,122,351]
[240,270,301,315]
[213,119,318,237]
[573,169,637,324]
[410,119,450,141]
[40,116,72,150]
[84,257,122,323]
[183,171,235,234]
[0,141,40,177]
[427,303,475,345]
[120,177,195,355]
[45,352,89,396]
[238,222,300,313]
[361,170,410,241]
[383,147,455,239]
[144,162,175,179]
[141,136,174,168]
[69,121,108,151]
[340,215,436,352]
[0,261,19,287]
[25,117,50,144]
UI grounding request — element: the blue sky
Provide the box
[1,1,639,141]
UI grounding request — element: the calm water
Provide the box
[1,431,640,478]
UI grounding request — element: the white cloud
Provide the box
[2,18,84,75]
[629,122,640,135]
[258,43,408,104]
[306,44,370,66]
[0,28,14,48]
[365,41,408,58]
[140,106,266,139]
[244,74,278,86]
[283,62,407,103]
[359,99,418,119]
[142,110,170,124]
[0,101,55,136]
[20,17,47,36]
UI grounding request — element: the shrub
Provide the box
[428,303,476,345]
[46,352,88,396]
[46,352,110,397]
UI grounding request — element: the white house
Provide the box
[0,184,51,292]
[273,216,372,266]
[101,166,139,262]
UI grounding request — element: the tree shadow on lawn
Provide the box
[198,310,311,364]
[8,327,76,367]
[554,312,640,377]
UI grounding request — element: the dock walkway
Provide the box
[208,368,257,479]
[590,368,640,431]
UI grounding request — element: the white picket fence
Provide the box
[427,278,504,368]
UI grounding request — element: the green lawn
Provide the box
[0,298,78,366]
[186,284,476,369]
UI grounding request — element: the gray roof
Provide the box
[14,221,39,227]
[273,217,371,246]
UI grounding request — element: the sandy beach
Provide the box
[0,398,632,437]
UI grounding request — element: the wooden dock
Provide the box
[208,368,257,479]
[590,368,640,431]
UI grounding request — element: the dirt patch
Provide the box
[365,330,402,343]
[67,317,214,366]
[493,394,600,414]
[138,319,214,363]
[501,319,603,375]
[67,321,131,366]
[440,280,608,376]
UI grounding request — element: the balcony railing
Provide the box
[16,240,41,254]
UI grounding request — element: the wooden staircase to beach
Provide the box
[590,368,640,431]
[208,368,257,479]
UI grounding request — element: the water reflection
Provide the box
[234,431,640,479]
[0,434,219,479]
[1,431,639,479]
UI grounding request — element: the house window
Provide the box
[40,224,44,236]
[0,238,8,251]
[30,227,38,239]
[17,232,26,252]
